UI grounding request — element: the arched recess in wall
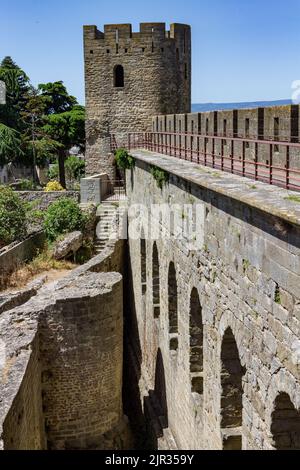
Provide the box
[271,392,300,449]
[168,262,178,351]
[152,243,160,318]
[141,230,147,295]
[220,327,244,450]
[114,64,124,87]
[190,288,203,396]
[154,349,168,429]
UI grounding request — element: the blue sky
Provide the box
[1,0,300,104]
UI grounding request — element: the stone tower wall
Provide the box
[84,22,191,180]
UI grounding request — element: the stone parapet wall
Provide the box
[0,232,46,288]
[151,105,300,169]
[0,235,128,450]
[126,150,300,450]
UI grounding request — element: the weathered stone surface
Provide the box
[125,152,300,451]
[80,203,97,240]
[0,232,129,450]
[0,232,46,288]
[17,190,79,210]
[52,231,83,260]
[84,22,191,180]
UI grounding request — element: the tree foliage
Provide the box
[43,198,87,241]
[0,123,23,166]
[0,185,27,247]
[0,58,85,184]
[49,156,85,182]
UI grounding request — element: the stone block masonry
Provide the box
[151,104,300,170]
[84,22,191,180]
[17,190,79,210]
[40,272,124,450]
[0,231,46,288]
[0,237,130,450]
[126,150,300,450]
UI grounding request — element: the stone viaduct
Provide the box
[124,150,300,450]
[0,21,299,451]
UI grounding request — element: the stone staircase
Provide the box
[94,202,119,254]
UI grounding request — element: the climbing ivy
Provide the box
[115,148,135,170]
[150,165,169,189]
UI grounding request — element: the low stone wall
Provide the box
[0,277,46,315]
[17,191,79,210]
[2,334,47,450]
[0,235,129,450]
[0,232,46,288]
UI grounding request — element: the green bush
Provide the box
[43,198,87,241]
[48,163,59,181]
[0,186,27,247]
[49,156,85,183]
[66,156,85,180]
[150,165,169,189]
[115,148,135,170]
[18,179,37,190]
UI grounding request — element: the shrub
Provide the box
[49,156,85,184]
[0,186,27,247]
[44,180,65,192]
[65,156,85,181]
[115,148,135,170]
[43,198,87,241]
[18,179,37,190]
[150,165,169,189]
[48,163,59,181]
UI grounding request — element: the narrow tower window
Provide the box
[206,118,209,135]
[114,65,124,88]
[168,262,178,351]
[152,243,160,318]
[141,231,147,295]
[245,118,250,138]
[274,117,279,152]
[190,288,203,396]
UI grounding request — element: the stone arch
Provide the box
[113,64,124,87]
[271,392,300,449]
[220,327,244,450]
[152,243,160,318]
[154,349,168,428]
[189,287,203,395]
[141,230,146,295]
[168,261,178,351]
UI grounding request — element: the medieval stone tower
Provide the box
[83,22,191,180]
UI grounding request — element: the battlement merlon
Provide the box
[83,23,191,42]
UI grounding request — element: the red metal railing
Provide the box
[110,134,118,153]
[127,132,300,191]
